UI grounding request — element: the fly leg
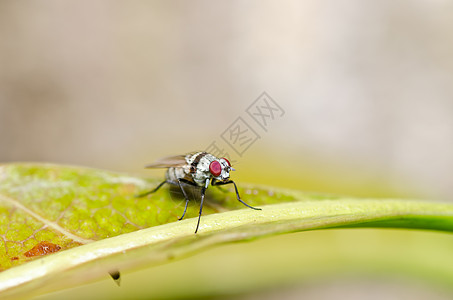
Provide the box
[212,179,261,210]
[134,178,191,220]
[135,180,168,198]
[176,178,198,220]
[195,179,210,234]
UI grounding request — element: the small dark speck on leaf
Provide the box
[109,270,121,286]
[24,241,61,257]
[10,256,19,261]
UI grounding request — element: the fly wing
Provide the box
[144,155,187,168]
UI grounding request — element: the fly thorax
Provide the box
[192,154,216,185]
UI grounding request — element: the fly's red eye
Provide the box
[222,157,231,167]
[209,161,222,177]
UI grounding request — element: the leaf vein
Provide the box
[0,194,95,244]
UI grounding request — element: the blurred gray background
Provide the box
[3,1,452,200]
[2,1,453,196]
[1,1,453,299]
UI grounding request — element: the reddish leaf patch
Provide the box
[24,241,61,258]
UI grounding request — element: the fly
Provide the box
[136,151,261,233]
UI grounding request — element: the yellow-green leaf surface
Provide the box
[0,163,296,269]
[1,163,453,299]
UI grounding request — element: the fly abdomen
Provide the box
[166,167,187,185]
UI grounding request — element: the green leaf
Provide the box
[0,163,453,298]
[0,163,297,270]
